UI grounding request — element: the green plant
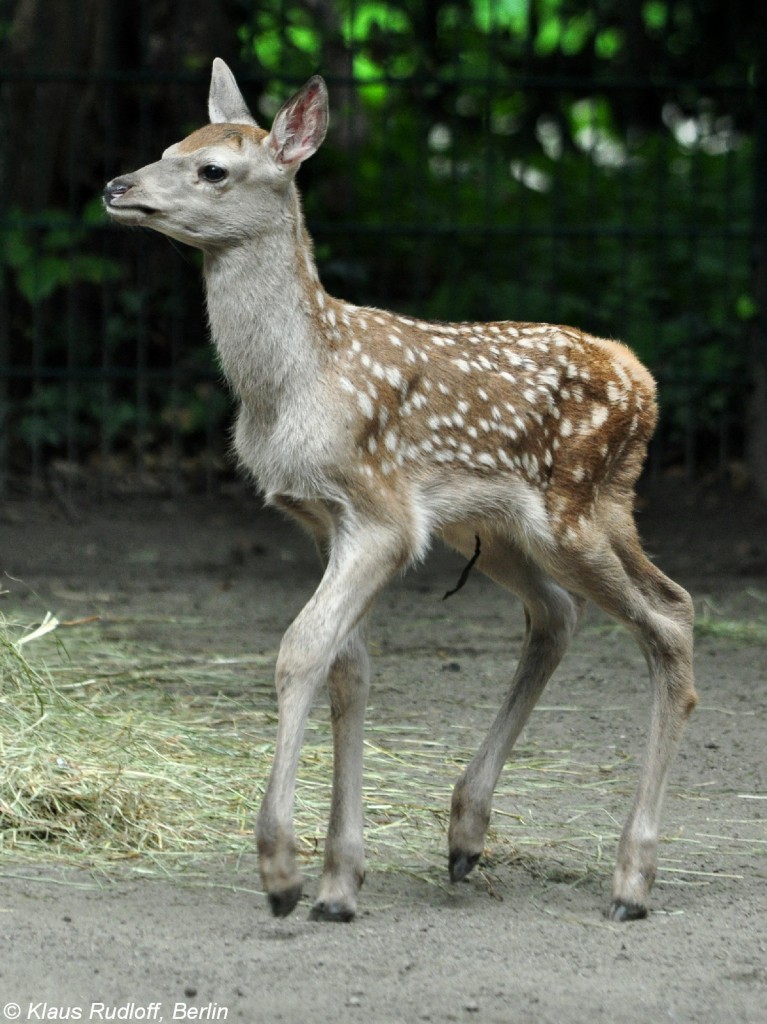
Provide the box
[1,200,120,304]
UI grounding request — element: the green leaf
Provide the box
[595,27,623,60]
[16,256,69,303]
[643,1,668,31]
[536,17,560,56]
[561,13,595,56]
[2,230,34,270]
[471,0,529,34]
[286,24,321,59]
[736,293,757,320]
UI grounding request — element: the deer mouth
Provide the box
[103,199,161,224]
[107,203,158,216]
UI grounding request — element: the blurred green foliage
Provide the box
[1,0,757,477]
[2,201,119,304]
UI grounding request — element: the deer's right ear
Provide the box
[208,58,258,126]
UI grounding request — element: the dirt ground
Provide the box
[1,479,766,1024]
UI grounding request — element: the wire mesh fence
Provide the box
[0,1,759,493]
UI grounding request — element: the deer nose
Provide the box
[103,177,135,205]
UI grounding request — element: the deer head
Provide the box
[103,59,328,249]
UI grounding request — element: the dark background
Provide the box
[1,0,765,495]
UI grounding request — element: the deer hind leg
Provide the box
[547,512,697,920]
[256,512,410,919]
[441,526,584,883]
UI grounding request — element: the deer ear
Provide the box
[208,58,258,126]
[266,76,329,172]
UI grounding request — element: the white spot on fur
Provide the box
[606,381,623,404]
[591,405,609,429]
[386,366,403,388]
[357,392,374,418]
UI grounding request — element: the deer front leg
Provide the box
[256,660,314,917]
[310,625,370,922]
[256,518,410,919]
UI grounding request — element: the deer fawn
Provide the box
[105,59,697,923]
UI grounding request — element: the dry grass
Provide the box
[2,610,760,892]
[694,618,767,643]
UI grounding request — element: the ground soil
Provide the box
[1,479,766,1024]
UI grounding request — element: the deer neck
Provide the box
[202,206,323,414]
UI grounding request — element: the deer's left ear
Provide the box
[266,76,329,173]
[209,58,259,126]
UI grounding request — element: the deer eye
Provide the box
[200,165,227,183]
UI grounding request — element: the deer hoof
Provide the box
[268,884,303,918]
[448,850,481,883]
[608,899,648,922]
[309,899,356,923]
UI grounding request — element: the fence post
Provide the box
[750,3,767,498]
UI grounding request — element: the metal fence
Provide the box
[0,1,758,493]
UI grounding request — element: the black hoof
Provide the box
[268,884,303,918]
[449,850,481,883]
[309,899,356,923]
[608,899,648,922]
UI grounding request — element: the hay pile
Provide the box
[0,614,263,866]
